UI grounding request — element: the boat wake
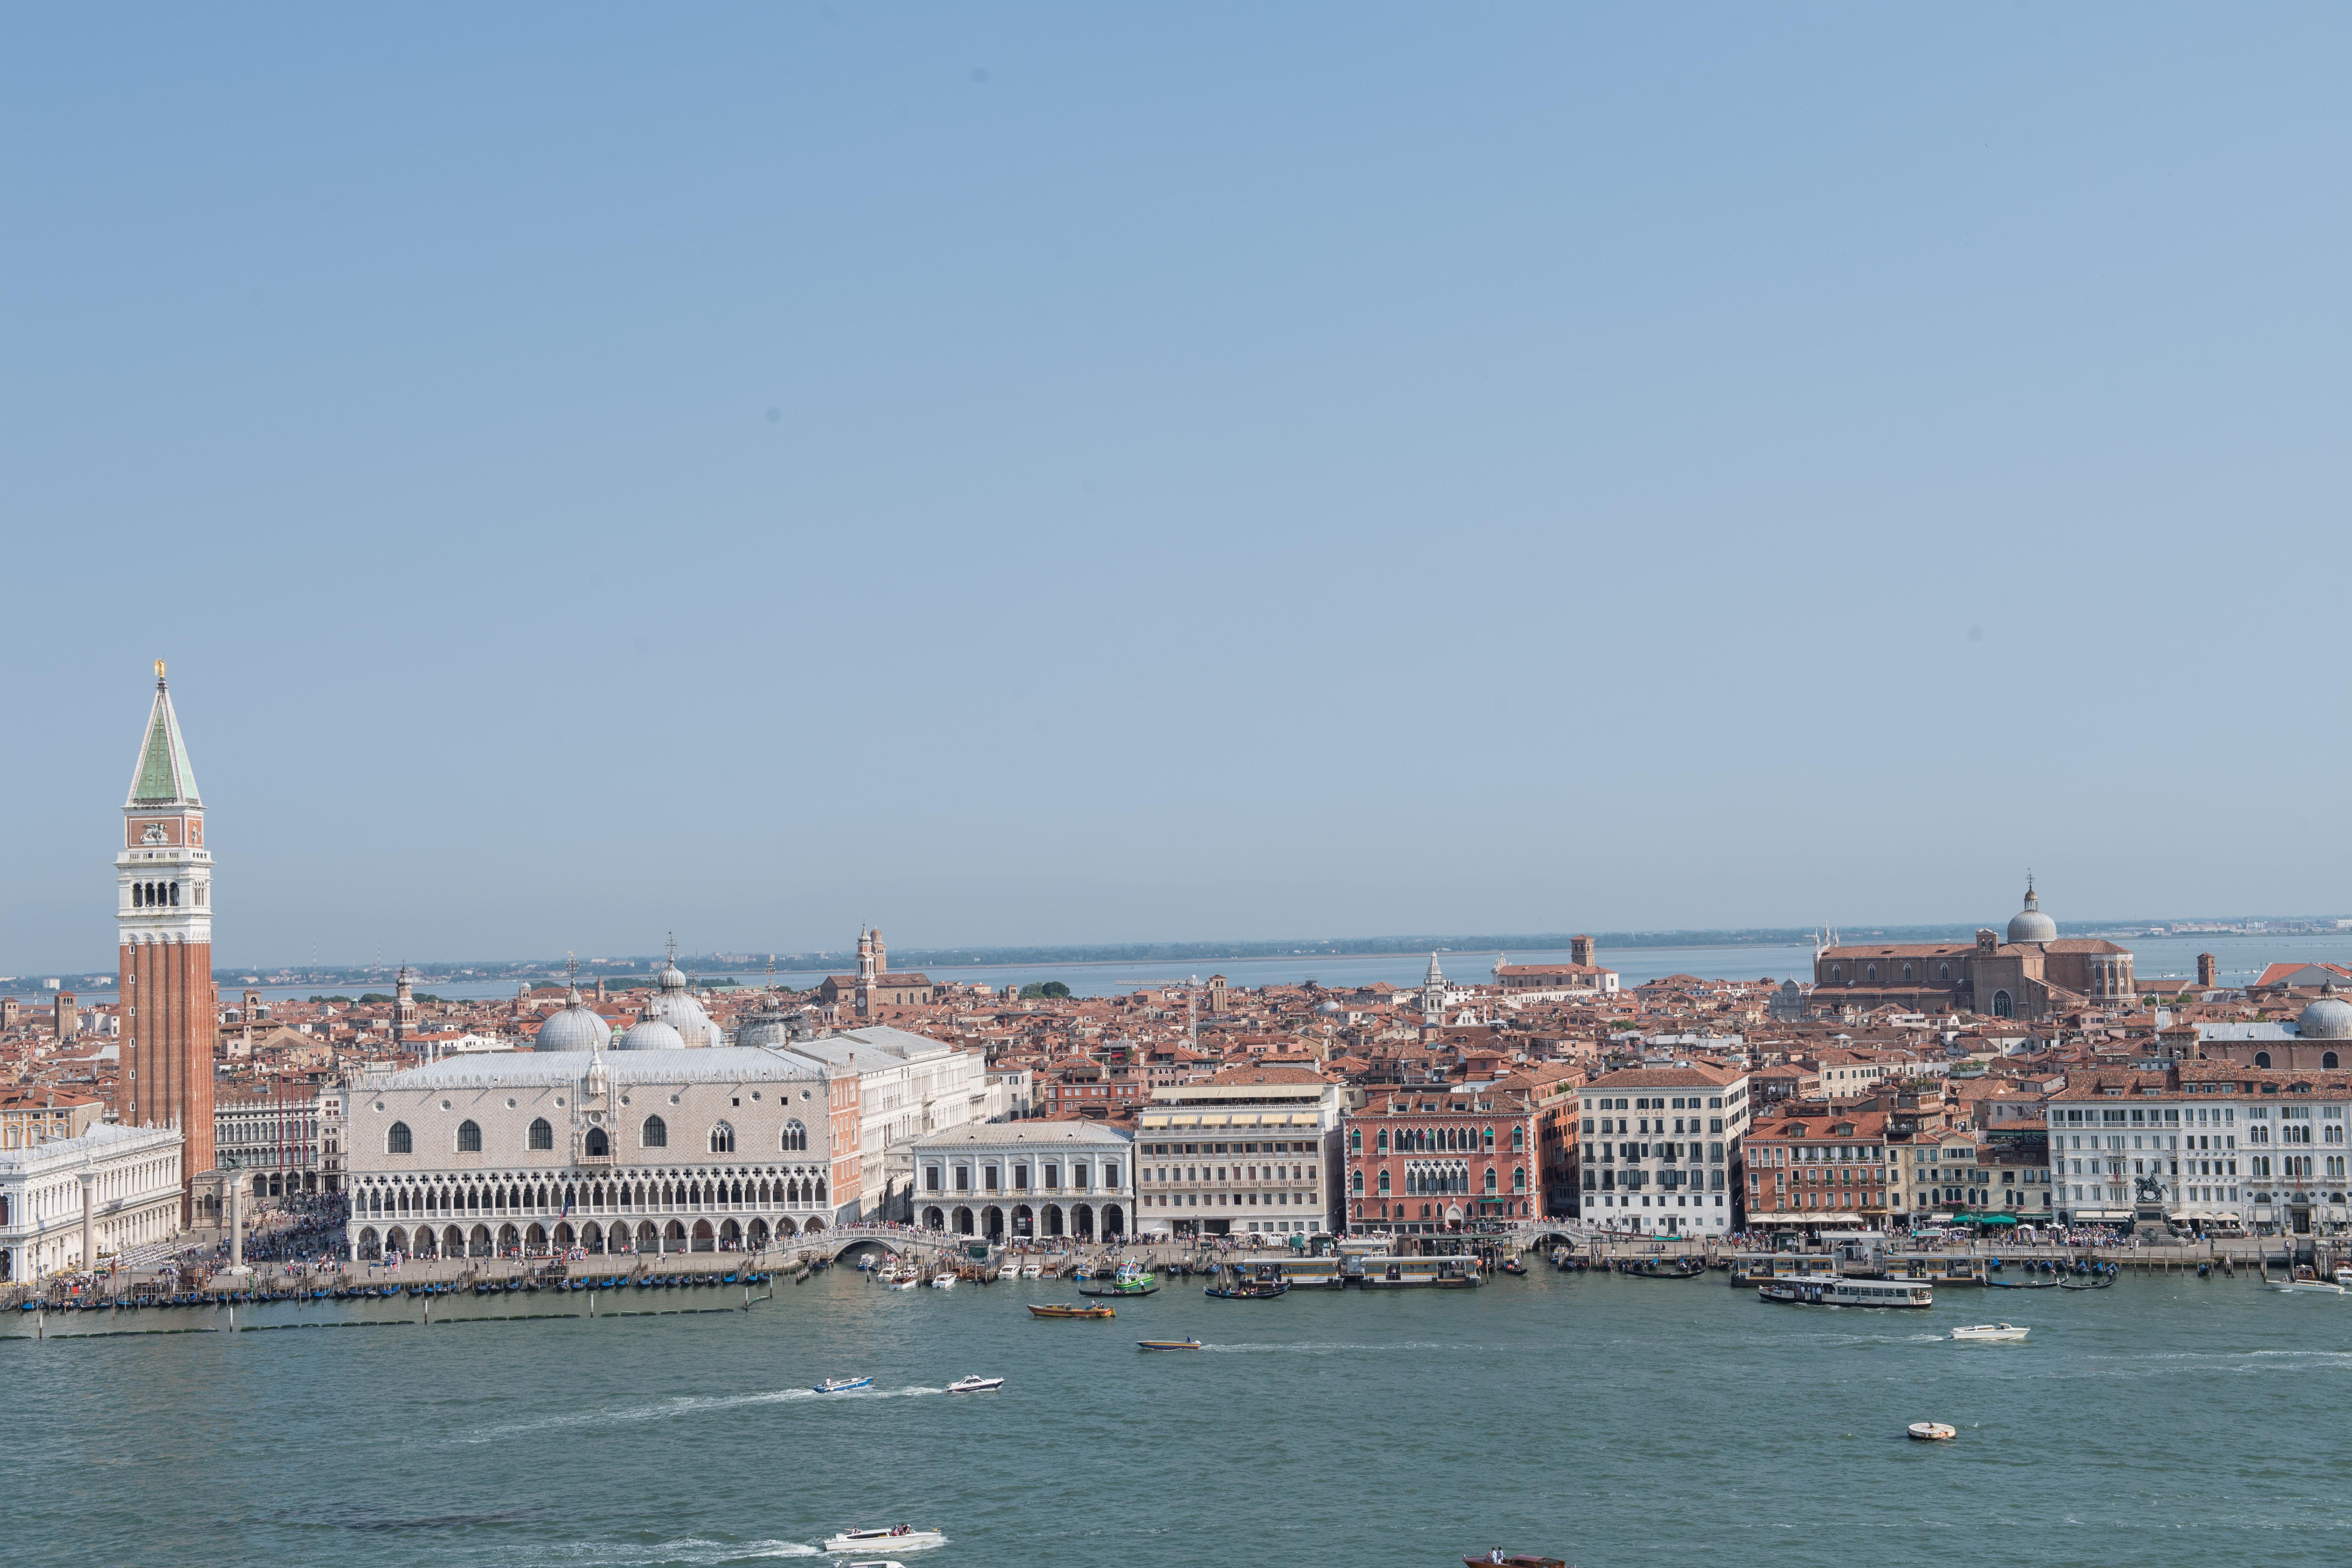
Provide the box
[1199,1340,1490,1355]
[527,1537,823,1565]
[455,1386,946,1442]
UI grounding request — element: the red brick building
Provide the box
[1343,1087,1542,1236]
[1742,1108,1896,1230]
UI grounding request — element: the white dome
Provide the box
[2298,983,2352,1041]
[536,1000,611,1053]
[617,1016,687,1051]
[656,963,689,992]
[2006,884,2058,945]
[645,987,722,1048]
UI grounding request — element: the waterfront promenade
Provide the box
[8,1216,2334,1322]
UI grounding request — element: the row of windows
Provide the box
[1827,961,1953,984]
[1347,1125,1526,1155]
[386,1116,808,1156]
[1585,1115,1723,1137]
[131,880,184,909]
[923,1160,1122,1193]
[1582,1094,1727,1113]
[1587,1168,1728,1191]
[1352,1166,1527,1195]
[1141,1141,1312,1156]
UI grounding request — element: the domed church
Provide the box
[1810,878,2137,1020]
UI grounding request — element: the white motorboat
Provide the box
[823,1527,944,1553]
[811,1377,874,1394]
[929,1274,957,1289]
[843,1561,906,1568]
[887,1277,920,1290]
[2265,1278,2345,1295]
[1948,1323,2029,1342]
[1906,1422,1957,1442]
[1019,1262,1043,1278]
[2335,1266,2352,1287]
[947,1374,1004,1394]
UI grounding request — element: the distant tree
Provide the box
[1020,981,1072,1000]
[358,992,394,1004]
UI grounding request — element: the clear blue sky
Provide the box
[4,6,2346,974]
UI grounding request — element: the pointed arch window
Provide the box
[781,1119,807,1152]
[584,1127,609,1157]
[528,1118,554,1151]
[456,1120,482,1153]
[387,1122,412,1155]
[641,1114,668,1149]
[709,1122,735,1154]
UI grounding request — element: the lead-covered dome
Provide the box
[536,992,612,1053]
[2298,981,2352,1041]
[616,1016,687,1051]
[2006,883,2058,945]
[636,952,722,1046]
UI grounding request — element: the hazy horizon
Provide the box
[6,7,2346,974]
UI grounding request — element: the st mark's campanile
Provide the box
[118,661,217,1220]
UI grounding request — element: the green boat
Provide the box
[1080,1263,1158,1297]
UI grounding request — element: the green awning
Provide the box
[1960,1213,2020,1225]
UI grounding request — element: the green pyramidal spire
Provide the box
[127,660,201,807]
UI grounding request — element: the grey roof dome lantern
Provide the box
[2006,878,2058,945]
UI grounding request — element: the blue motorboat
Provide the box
[812,1377,874,1394]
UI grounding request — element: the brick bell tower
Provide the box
[117,660,217,1221]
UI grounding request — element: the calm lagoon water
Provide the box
[222,929,2350,1006]
[9,1264,2351,1568]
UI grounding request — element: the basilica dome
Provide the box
[2298,982,2352,1041]
[535,993,612,1053]
[640,957,724,1047]
[2006,883,2058,945]
[616,1016,687,1051]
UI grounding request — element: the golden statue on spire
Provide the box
[155,658,167,681]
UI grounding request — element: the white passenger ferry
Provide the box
[1757,1273,1932,1308]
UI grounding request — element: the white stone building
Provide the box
[341,1040,845,1260]
[910,1120,1132,1241]
[1133,1066,1348,1239]
[1577,1064,1752,1237]
[778,1024,997,1222]
[0,1123,184,1281]
[215,1081,343,1199]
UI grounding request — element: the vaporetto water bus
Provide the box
[1757,1274,1933,1308]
